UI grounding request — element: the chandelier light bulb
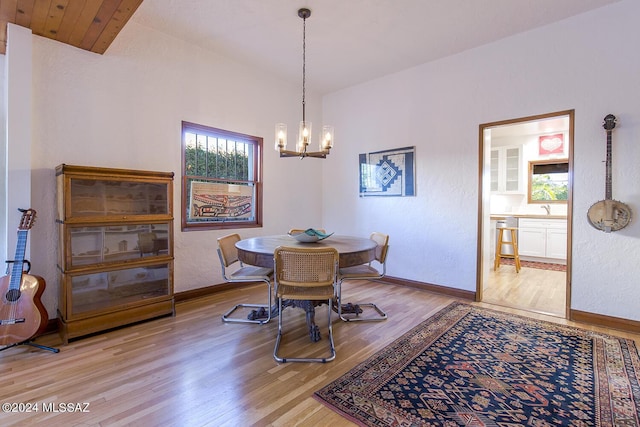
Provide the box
[275,123,287,150]
[298,121,312,149]
[321,125,334,150]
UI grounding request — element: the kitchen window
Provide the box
[528,159,569,203]
[181,121,263,230]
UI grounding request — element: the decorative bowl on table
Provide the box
[288,228,334,243]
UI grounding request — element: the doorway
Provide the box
[477,110,573,318]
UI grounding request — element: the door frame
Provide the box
[476,110,574,318]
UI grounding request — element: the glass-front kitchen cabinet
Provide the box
[490,146,522,193]
[56,164,175,343]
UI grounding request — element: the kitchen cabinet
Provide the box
[518,218,567,262]
[56,164,175,343]
[490,146,522,193]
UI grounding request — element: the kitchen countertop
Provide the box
[490,214,567,220]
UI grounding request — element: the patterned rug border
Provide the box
[500,258,566,272]
[314,302,640,426]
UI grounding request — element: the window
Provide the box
[181,121,263,230]
[528,159,569,203]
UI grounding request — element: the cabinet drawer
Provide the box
[519,218,566,229]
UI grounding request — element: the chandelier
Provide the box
[275,8,334,159]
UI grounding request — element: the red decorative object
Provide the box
[539,133,564,155]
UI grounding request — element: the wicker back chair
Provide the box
[217,233,273,324]
[273,245,339,363]
[336,232,389,322]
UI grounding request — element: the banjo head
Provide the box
[587,199,632,232]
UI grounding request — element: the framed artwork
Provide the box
[539,133,564,155]
[186,179,255,223]
[359,146,415,197]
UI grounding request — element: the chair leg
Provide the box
[337,279,388,322]
[221,281,272,324]
[494,228,504,271]
[274,297,336,363]
[511,229,521,273]
[274,297,285,360]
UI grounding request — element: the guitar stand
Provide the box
[0,340,59,353]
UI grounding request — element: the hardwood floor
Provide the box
[483,264,566,317]
[1,281,637,427]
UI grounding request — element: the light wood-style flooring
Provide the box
[483,264,566,317]
[1,281,637,427]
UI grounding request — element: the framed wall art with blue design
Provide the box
[359,146,415,197]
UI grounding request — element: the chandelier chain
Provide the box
[302,14,306,125]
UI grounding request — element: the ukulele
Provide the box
[587,114,632,232]
[0,209,48,347]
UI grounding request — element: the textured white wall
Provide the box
[4,25,32,266]
[0,52,5,266]
[6,0,640,323]
[26,22,324,316]
[321,0,640,321]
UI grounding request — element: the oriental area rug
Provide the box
[315,302,640,426]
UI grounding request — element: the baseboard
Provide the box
[380,276,476,301]
[570,309,640,335]
[45,318,59,335]
[381,279,640,335]
[174,282,240,302]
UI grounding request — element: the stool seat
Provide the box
[494,227,521,273]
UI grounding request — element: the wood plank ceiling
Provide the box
[0,0,143,55]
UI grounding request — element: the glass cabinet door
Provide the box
[504,147,521,192]
[70,264,170,316]
[490,150,499,192]
[69,223,170,267]
[490,146,522,193]
[69,178,169,217]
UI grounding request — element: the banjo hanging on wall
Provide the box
[587,114,632,233]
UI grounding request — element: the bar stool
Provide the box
[494,226,521,273]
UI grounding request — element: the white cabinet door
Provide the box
[546,228,567,260]
[518,227,546,257]
[490,151,500,192]
[490,146,522,193]
[504,147,521,192]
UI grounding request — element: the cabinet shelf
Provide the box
[56,164,175,343]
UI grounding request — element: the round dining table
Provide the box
[235,234,377,342]
[235,234,377,268]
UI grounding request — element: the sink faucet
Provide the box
[541,204,551,215]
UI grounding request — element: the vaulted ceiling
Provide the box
[0,0,142,55]
[1,0,620,94]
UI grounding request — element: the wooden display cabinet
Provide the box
[56,164,175,343]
